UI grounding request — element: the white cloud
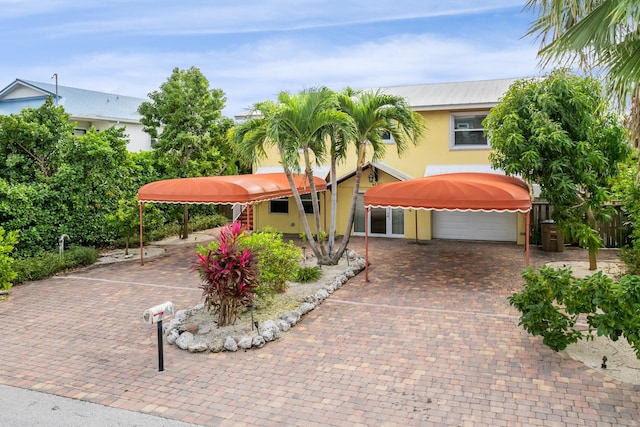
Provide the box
[6,0,525,38]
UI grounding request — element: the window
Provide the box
[381,130,394,144]
[451,113,489,149]
[301,193,318,214]
[269,198,288,214]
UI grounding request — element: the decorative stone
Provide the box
[259,320,280,342]
[166,329,180,345]
[299,302,315,315]
[176,332,194,350]
[324,283,335,294]
[188,339,208,353]
[237,336,253,350]
[276,319,291,332]
[198,323,212,334]
[184,323,199,334]
[252,335,266,348]
[315,288,329,301]
[224,336,238,352]
[208,339,224,353]
[280,310,301,326]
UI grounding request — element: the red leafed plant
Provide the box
[193,222,259,326]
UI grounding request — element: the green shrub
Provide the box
[188,213,228,232]
[0,227,18,290]
[510,266,640,356]
[12,245,99,284]
[294,265,322,283]
[238,227,301,297]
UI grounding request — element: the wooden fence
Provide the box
[530,201,631,248]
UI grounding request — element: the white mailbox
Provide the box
[143,301,174,324]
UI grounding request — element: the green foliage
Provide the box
[138,66,236,179]
[0,227,19,290]
[239,227,301,296]
[0,97,74,181]
[510,266,640,357]
[294,265,322,283]
[613,158,640,274]
[484,70,631,264]
[12,245,99,284]
[194,222,259,326]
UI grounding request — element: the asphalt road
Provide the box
[0,384,200,427]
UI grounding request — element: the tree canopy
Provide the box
[484,70,630,269]
[232,86,424,265]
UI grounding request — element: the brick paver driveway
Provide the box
[0,238,638,426]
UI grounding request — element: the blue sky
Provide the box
[1,0,546,117]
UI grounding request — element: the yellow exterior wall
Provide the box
[251,108,529,245]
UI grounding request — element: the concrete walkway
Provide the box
[0,238,638,426]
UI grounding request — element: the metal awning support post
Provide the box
[525,210,531,266]
[139,202,144,266]
[415,210,418,244]
[365,206,370,282]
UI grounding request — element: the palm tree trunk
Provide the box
[332,143,367,263]
[285,171,323,263]
[302,148,328,260]
[328,154,338,255]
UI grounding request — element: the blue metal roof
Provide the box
[0,79,147,122]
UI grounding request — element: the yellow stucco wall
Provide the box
[250,108,529,245]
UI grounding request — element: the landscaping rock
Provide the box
[299,302,315,315]
[315,288,329,301]
[176,332,194,350]
[252,335,266,348]
[208,339,225,353]
[280,310,301,326]
[237,336,253,350]
[276,319,291,332]
[259,320,280,342]
[224,336,238,352]
[166,329,180,345]
[188,339,208,353]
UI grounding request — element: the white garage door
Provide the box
[432,211,517,242]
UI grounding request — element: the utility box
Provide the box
[541,220,564,252]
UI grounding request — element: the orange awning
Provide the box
[364,172,531,213]
[138,173,327,205]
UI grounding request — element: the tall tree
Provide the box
[484,71,630,270]
[330,88,425,264]
[138,67,235,238]
[0,97,74,182]
[525,0,640,142]
[232,87,354,264]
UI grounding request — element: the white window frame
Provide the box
[381,130,394,144]
[449,112,490,150]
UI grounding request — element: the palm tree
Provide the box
[231,87,353,264]
[525,0,640,142]
[329,88,425,264]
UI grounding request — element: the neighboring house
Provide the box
[0,79,152,151]
[249,77,531,245]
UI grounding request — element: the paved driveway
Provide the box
[0,238,638,426]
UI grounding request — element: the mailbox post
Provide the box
[143,301,174,371]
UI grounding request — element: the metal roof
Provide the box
[381,77,520,111]
[0,79,146,122]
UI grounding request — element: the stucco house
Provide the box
[248,77,531,245]
[0,79,152,151]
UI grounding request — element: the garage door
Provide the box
[432,211,517,242]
